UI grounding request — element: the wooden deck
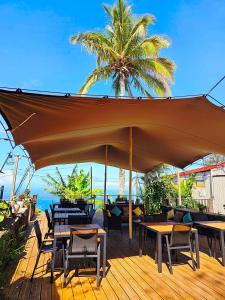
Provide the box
[4,212,225,300]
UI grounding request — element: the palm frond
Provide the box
[56,167,66,187]
[122,15,155,55]
[79,66,113,94]
[71,32,120,61]
[132,58,175,82]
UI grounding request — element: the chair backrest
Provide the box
[84,204,89,214]
[88,209,96,223]
[69,227,98,254]
[49,204,54,216]
[68,215,88,225]
[170,224,192,247]
[34,220,42,249]
[45,209,52,230]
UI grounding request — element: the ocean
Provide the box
[2,187,136,211]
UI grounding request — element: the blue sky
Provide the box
[0,0,225,198]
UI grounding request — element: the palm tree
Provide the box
[71,0,175,195]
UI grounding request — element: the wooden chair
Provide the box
[88,209,96,224]
[45,209,53,236]
[165,224,196,274]
[63,227,101,287]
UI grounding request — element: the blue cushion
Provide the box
[183,212,192,223]
[111,206,122,217]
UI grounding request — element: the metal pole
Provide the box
[10,155,20,200]
[27,167,30,190]
[177,168,182,206]
[104,145,108,208]
[129,127,133,241]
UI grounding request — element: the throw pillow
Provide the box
[183,212,192,223]
[106,209,111,217]
[167,209,174,220]
[133,206,143,217]
[111,206,122,217]
[173,211,184,222]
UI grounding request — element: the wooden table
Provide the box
[139,222,200,273]
[54,207,81,213]
[194,221,225,265]
[51,224,107,282]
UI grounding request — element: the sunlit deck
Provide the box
[4,212,225,300]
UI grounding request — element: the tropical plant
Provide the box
[172,174,198,208]
[43,165,102,200]
[0,201,10,224]
[0,226,26,291]
[140,174,176,214]
[71,0,175,195]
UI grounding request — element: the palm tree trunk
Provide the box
[119,75,125,196]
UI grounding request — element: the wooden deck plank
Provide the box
[4,212,225,300]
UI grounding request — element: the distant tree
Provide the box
[202,154,225,166]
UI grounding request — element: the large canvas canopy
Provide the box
[1,89,225,172]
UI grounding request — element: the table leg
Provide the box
[51,237,57,283]
[139,225,143,256]
[157,232,162,273]
[220,230,225,266]
[195,231,200,269]
[103,233,107,277]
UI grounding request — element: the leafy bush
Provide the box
[141,175,176,214]
[0,226,26,289]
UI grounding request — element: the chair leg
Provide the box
[64,253,68,287]
[189,245,196,271]
[31,251,41,281]
[165,236,173,274]
[96,245,101,287]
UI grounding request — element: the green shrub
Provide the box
[0,226,26,289]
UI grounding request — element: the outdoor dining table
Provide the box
[53,212,87,223]
[51,224,107,282]
[53,207,81,213]
[194,221,225,265]
[139,222,200,273]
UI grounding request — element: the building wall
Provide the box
[180,167,225,213]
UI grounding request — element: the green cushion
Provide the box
[183,212,192,223]
[111,206,122,217]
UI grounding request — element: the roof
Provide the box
[1,89,225,172]
[179,162,225,176]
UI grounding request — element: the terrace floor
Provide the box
[4,212,225,300]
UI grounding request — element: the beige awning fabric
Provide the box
[1,90,225,172]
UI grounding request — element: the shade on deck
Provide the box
[1,89,225,171]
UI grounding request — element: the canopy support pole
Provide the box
[104,145,108,208]
[90,166,93,198]
[129,127,133,243]
[10,155,20,200]
[177,169,182,206]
